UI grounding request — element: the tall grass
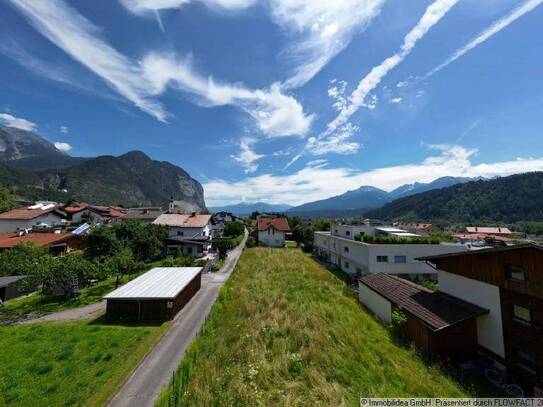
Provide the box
[157,247,481,406]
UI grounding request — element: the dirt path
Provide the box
[17,301,106,324]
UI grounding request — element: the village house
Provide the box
[0,203,66,233]
[211,211,238,236]
[257,216,290,247]
[314,221,466,281]
[463,226,513,238]
[62,203,126,224]
[0,231,80,255]
[153,213,212,257]
[417,244,543,395]
[396,222,438,236]
[118,207,163,223]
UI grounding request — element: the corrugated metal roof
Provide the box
[104,267,202,300]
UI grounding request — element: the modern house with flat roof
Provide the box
[314,222,466,281]
[104,267,202,321]
[419,244,543,395]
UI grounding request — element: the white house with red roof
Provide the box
[0,203,65,233]
[257,216,290,247]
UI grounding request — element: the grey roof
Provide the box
[104,267,202,300]
[0,275,26,288]
[417,243,543,261]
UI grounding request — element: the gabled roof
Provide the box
[153,213,211,228]
[0,232,74,249]
[62,203,89,214]
[0,205,63,220]
[88,206,126,218]
[360,273,488,331]
[257,217,290,232]
[465,226,512,235]
[120,209,163,220]
[417,243,543,261]
[104,267,202,300]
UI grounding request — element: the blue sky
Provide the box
[1,0,542,206]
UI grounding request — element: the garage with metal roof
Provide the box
[104,267,202,321]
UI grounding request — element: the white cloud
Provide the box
[396,81,408,88]
[272,146,294,156]
[306,122,360,155]
[60,125,69,134]
[325,0,459,135]
[328,79,348,112]
[425,0,543,78]
[119,0,255,15]
[204,145,543,206]
[390,97,403,104]
[54,142,72,152]
[140,53,313,137]
[9,0,312,137]
[8,0,168,121]
[230,137,264,173]
[0,113,37,131]
[271,0,386,88]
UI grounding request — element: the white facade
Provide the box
[438,270,505,358]
[0,212,65,233]
[168,224,211,239]
[358,282,392,322]
[314,231,467,279]
[258,226,285,247]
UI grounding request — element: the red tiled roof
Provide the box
[153,213,212,228]
[453,233,511,242]
[360,273,488,331]
[62,203,89,214]
[257,217,290,232]
[88,206,126,218]
[0,206,62,220]
[0,232,74,249]
[465,226,512,235]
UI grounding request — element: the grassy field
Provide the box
[0,316,169,406]
[157,247,490,406]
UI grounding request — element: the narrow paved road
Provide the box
[107,230,247,407]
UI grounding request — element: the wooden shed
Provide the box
[359,273,488,361]
[0,275,27,303]
[104,267,202,321]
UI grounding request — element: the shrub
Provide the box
[246,236,256,248]
[391,309,408,337]
[223,221,245,238]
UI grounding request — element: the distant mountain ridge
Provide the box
[287,176,476,215]
[364,172,543,223]
[0,126,206,210]
[209,202,292,215]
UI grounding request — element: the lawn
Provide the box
[157,247,489,406]
[0,317,169,406]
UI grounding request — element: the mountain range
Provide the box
[0,126,206,210]
[209,202,292,215]
[284,176,476,216]
[364,172,543,223]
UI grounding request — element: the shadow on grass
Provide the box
[87,314,166,328]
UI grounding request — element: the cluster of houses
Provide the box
[313,219,541,395]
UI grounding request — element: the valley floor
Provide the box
[157,247,492,406]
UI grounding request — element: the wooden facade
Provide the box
[106,271,201,321]
[402,312,479,362]
[428,245,543,393]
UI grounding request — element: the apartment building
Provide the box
[419,244,543,395]
[314,222,466,280]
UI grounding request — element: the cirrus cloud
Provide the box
[0,113,37,131]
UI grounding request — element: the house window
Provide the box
[335,229,338,234]
[346,230,351,236]
[344,261,349,269]
[376,256,388,263]
[513,304,531,325]
[394,256,407,264]
[177,231,183,236]
[515,349,537,373]
[505,264,526,282]
[344,246,349,253]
